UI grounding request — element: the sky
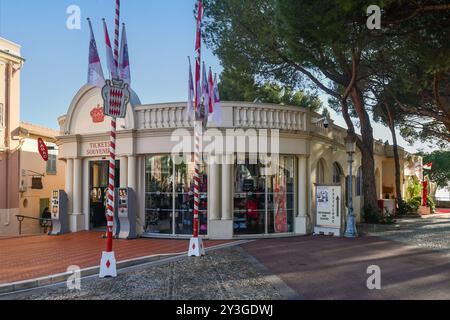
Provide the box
[0,0,434,154]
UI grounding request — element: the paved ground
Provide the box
[0,232,231,284]
[3,247,294,300]
[242,235,450,300]
[366,216,450,251]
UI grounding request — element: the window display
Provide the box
[234,155,296,235]
[145,155,207,236]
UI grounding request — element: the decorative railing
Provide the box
[135,102,310,132]
[232,105,308,131]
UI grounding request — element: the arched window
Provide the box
[333,162,343,184]
[316,159,325,184]
[356,167,363,196]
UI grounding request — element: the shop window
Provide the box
[46,145,57,175]
[234,155,295,235]
[144,155,207,236]
[333,162,343,184]
[356,167,363,196]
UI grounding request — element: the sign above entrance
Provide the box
[102,79,131,119]
[86,142,110,156]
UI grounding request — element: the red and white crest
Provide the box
[102,79,131,119]
[90,105,105,123]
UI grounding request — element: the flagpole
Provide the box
[188,0,205,257]
[100,0,121,278]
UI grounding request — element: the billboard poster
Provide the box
[316,185,342,229]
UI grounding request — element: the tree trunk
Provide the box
[350,88,378,213]
[384,104,403,204]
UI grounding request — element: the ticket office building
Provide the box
[57,85,402,239]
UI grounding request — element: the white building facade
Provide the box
[57,85,403,240]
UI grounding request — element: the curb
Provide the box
[0,240,250,297]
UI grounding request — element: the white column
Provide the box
[65,159,74,214]
[70,158,83,233]
[128,156,137,192]
[120,156,128,188]
[295,155,308,234]
[298,156,308,217]
[222,154,233,220]
[73,159,82,215]
[209,155,221,220]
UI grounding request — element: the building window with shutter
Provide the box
[46,145,57,175]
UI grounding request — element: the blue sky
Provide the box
[0,0,430,153]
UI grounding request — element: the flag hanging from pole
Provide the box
[211,74,222,125]
[103,19,118,79]
[187,57,195,118]
[208,67,214,114]
[423,162,433,170]
[87,18,105,87]
[119,23,131,86]
[194,0,203,114]
[201,61,210,119]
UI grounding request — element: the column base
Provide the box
[99,251,117,278]
[209,220,233,239]
[188,237,205,257]
[295,216,308,235]
[69,214,85,233]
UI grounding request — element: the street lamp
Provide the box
[344,134,358,238]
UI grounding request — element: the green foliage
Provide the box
[219,67,323,110]
[407,195,436,214]
[397,200,412,216]
[406,176,422,199]
[422,150,450,188]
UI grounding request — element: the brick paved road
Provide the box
[0,232,231,284]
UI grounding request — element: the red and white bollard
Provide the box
[188,120,205,257]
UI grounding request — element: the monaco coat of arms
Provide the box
[102,79,131,119]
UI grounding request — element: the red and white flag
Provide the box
[210,74,222,125]
[103,19,118,79]
[201,61,210,118]
[187,57,195,118]
[208,67,214,114]
[194,0,203,114]
[87,19,105,87]
[119,23,131,86]
[423,162,433,170]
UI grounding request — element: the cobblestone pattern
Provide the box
[10,248,284,300]
[366,217,450,252]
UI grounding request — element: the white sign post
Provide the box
[314,184,343,237]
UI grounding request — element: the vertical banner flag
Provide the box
[119,23,131,86]
[87,18,105,87]
[103,19,118,79]
[201,61,209,119]
[194,0,203,114]
[208,67,214,114]
[211,74,222,125]
[187,57,195,118]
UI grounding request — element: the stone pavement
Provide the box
[0,232,231,285]
[365,216,450,251]
[242,235,450,300]
[4,247,294,300]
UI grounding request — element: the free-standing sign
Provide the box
[37,138,49,162]
[314,184,343,236]
[102,79,131,118]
